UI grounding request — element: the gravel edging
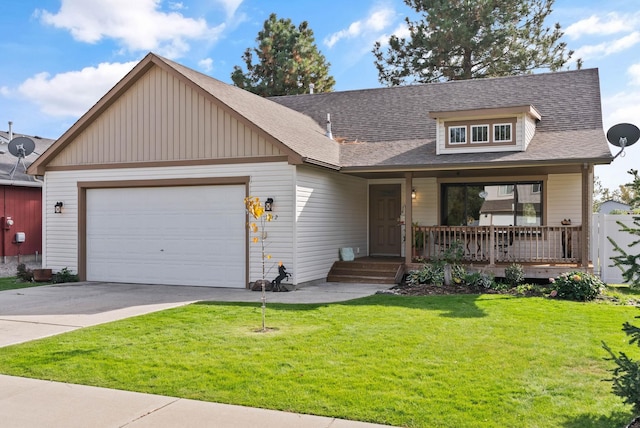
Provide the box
[0,258,42,278]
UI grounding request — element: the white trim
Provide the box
[471,124,490,144]
[493,123,513,143]
[448,125,467,144]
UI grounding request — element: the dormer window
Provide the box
[494,123,512,142]
[471,125,489,143]
[430,105,541,155]
[449,126,466,144]
[445,118,516,147]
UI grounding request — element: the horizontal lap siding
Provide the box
[43,163,295,280]
[411,178,438,227]
[547,173,582,226]
[295,167,367,284]
[48,66,282,167]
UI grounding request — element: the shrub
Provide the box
[464,271,495,289]
[16,263,33,282]
[52,267,79,284]
[603,317,640,413]
[550,271,604,301]
[407,261,470,287]
[504,263,525,287]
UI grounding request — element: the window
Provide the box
[498,185,514,196]
[471,125,489,143]
[493,123,512,142]
[441,182,542,226]
[444,119,516,147]
[449,126,466,144]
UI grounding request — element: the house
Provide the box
[598,200,631,214]
[28,53,613,287]
[0,127,55,263]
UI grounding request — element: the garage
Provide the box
[85,185,246,288]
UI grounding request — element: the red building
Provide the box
[0,126,55,261]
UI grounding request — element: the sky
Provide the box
[1,0,639,191]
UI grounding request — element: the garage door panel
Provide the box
[86,185,245,287]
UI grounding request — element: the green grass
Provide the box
[0,294,638,427]
[0,276,47,291]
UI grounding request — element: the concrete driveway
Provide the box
[0,281,390,347]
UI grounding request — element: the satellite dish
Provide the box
[607,123,639,160]
[8,136,35,157]
[6,136,36,179]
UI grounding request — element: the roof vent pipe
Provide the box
[309,83,314,94]
[326,113,333,140]
[8,121,13,141]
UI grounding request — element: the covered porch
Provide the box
[397,166,594,280]
[409,224,590,279]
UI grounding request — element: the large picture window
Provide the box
[441,182,542,226]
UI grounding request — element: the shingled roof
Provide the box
[30,55,612,175]
[0,131,54,185]
[271,69,613,170]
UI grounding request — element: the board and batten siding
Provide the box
[546,173,583,226]
[42,162,295,284]
[411,178,438,227]
[47,65,283,168]
[294,166,367,284]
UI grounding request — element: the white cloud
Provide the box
[198,58,213,73]
[602,89,640,129]
[573,32,640,60]
[375,22,410,48]
[629,63,640,86]
[564,12,637,39]
[324,6,394,48]
[0,86,10,97]
[215,0,242,17]
[37,0,225,58]
[168,2,184,11]
[18,61,137,118]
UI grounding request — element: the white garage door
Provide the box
[86,185,246,287]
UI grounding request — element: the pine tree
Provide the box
[231,13,335,96]
[373,0,577,85]
[608,169,640,288]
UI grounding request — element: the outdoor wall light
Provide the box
[54,201,64,214]
[265,198,274,212]
[411,189,416,199]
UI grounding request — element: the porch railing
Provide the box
[412,225,582,265]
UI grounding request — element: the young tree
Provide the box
[373,0,577,85]
[608,169,640,288]
[231,13,335,96]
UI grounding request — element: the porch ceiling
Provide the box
[341,163,585,180]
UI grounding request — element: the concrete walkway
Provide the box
[0,281,396,428]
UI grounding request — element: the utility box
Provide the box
[15,232,25,243]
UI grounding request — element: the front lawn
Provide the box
[0,294,638,427]
[0,276,46,291]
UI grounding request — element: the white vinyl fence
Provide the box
[592,213,637,284]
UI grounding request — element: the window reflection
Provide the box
[441,182,542,226]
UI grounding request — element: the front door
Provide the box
[369,184,402,256]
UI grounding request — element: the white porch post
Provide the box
[581,163,591,267]
[405,172,413,266]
